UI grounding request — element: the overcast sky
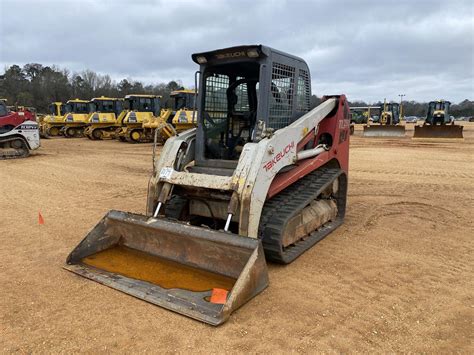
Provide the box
[0,0,472,103]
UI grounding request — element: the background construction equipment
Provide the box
[413,100,463,139]
[39,102,65,138]
[84,97,125,140]
[363,100,405,137]
[62,99,92,138]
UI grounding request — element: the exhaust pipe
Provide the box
[64,210,269,325]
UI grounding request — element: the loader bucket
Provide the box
[413,125,464,139]
[64,210,269,326]
[363,125,406,137]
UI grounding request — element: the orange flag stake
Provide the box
[38,211,45,225]
[210,288,228,304]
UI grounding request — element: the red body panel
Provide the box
[0,106,35,129]
[267,95,350,199]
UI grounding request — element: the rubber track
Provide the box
[259,167,347,264]
[0,138,29,160]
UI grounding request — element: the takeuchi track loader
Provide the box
[62,99,92,138]
[65,45,350,325]
[413,100,463,139]
[84,97,125,140]
[363,100,405,137]
[39,102,66,138]
[0,100,40,159]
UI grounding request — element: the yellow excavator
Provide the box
[65,44,351,325]
[39,102,66,138]
[116,94,164,143]
[413,100,463,139]
[84,97,125,140]
[62,99,92,138]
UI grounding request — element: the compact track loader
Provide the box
[65,45,350,325]
[84,97,125,140]
[39,102,66,138]
[0,100,40,159]
[62,99,92,138]
[363,101,405,137]
[413,100,463,139]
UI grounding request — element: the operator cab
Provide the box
[427,100,450,124]
[192,45,311,171]
[124,95,161,115]
[48,103,66,116]
[171,90,196,111]
[65,100,90,114]
[91,97,123,115]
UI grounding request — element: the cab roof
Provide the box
[124,94,161,99]
[170,89,196,96]
[91,96,122,102]
[66,99,89,103]
[191,44,306,65]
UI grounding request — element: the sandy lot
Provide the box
[1,125,473,353]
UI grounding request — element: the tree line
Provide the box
[1,63,472,117]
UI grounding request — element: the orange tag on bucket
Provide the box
[210,288,228,304]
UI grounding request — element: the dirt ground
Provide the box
[1,124,473,353]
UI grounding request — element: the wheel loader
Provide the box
[117,94,170,143]
[413,100,463,139]
[39,102,66,138]
[62,99,92,138]
[84,97,125,140]
[363,100,405,137]
[0,100,40,159]
[65,45,350,325]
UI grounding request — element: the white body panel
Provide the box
[150,99,337,238]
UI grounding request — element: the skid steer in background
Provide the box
[413,100,463,139]
[39,102,66,138]
[363,100,405,137]
[0,100,40,159]
[65,45,350,325]
[62,99,92,138]
[84,97,125,140]
[117,94,167,143]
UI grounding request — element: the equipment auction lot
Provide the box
[1,124,473,352]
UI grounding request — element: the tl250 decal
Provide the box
[263,141,294,172]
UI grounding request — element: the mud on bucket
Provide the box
[64,210,269,325]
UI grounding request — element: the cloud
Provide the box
[0,0,473,102]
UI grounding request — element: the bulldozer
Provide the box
[39,102,66,138]
[363,100,405,137]
[117,94,167,143]
[170,89,197,131]
[141,90,198,144]
[413,100,463,139]
[84,97,125,140]
[0,99,40,159]
[62,99,92,138]
[64,45,350,325]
